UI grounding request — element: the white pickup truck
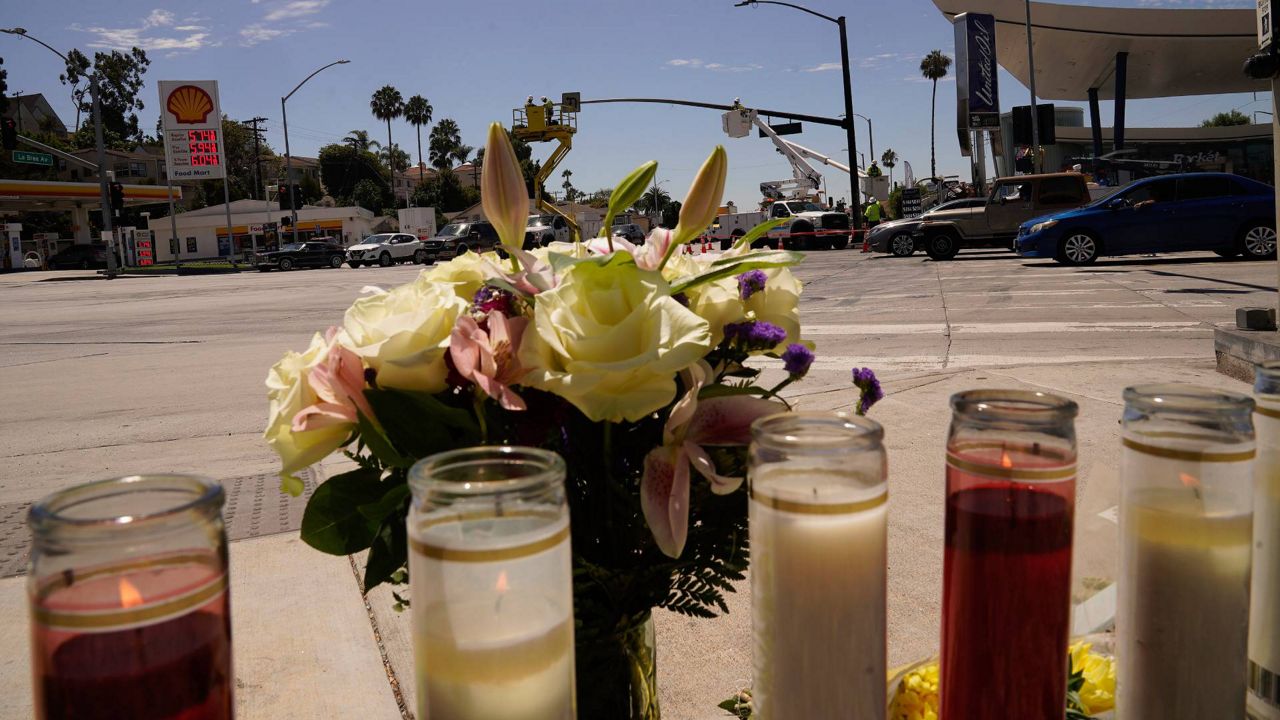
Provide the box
[714,199,851,251]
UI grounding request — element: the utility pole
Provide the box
[241,116,267,258]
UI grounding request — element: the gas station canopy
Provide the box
[932,0,1267,101]
[0,179,179,213]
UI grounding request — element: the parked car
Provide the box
[418,221,501,263]
[612,223,646,243]
[1016,172,1277,265]
[869,198,987,257]
[914,173,1092,260]
[525,214,572,249]
[255,241,347,271]
[47,244,118,270]
[346,233,420,268]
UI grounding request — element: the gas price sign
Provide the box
[158,80,226,180]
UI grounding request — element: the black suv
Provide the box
[47,244,119,270]
[418,221,500,262]
[255,241,347,271]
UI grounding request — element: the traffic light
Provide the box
[1,117,16,150]
[109,182,125,212]
[278,180,291,210]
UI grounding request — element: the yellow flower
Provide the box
[264,332,351,494]
[480,121,527,252]
[342,281,469,393]
[1069,641,1116,714]
[891,662,939,720]
[518,261,711,422]
[688,277,741,346]
[421,250,493,302]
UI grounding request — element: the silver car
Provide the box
[869,198,985,257]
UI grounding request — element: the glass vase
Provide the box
[574,611,660,720]
[941,390,1078,720]
[1119,384,1254,720]
[1254,364,1280,720]
[27,474,233,720]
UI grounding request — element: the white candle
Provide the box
[750,467,887,719]
[1251,408,1280,720]
[409,510,575,720]
[1118,434,1254,720]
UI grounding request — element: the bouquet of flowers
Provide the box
[263,122,880,716]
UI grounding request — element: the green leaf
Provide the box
[357,410,410,469]
[364,388,481,460]
[357,480,410,522]
[602,160,657,235]
[732,217,787,252]
[362,516,408,592]
[545,247,638,276]
[300,467,385,555]
[669,250,804,295]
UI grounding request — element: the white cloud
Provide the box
[665,57,762,72]
[667,58,700,67]
[803,62,842,72]
[240,24,293,46]
[143,9,175,28]
[173,25,207,31]
[71,9,212,53]
[264,0,331,22]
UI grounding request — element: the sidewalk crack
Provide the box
[934,265,953,368]
[349,556,413,720]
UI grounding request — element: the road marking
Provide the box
[802,320,1205,336]
[754,353,1200,371]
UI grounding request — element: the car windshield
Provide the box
[437,224,468,237]
[363,234,395,244]
[279,243,303,251]
[527,215,553,227]
[931,199,980,212]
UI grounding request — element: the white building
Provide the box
[156,199,383,262]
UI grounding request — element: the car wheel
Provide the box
[349,261,362,268]
[791,223,813,251]
[1241,223,1277,259]
[378,252,393,267]
[415,249,429,264]
[1213,248,1239,259]
[829,234,849,251]
[924,231,959,261]
[279,257,294,271]
[890,233,915,257]
[1058,232,1100,265]
[455,244,469,257]
[329,255,343,268]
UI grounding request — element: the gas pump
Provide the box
[4,223,21,270]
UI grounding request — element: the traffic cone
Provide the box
[776,235,784,251]
[860,230,870,253]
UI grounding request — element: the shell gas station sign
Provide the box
[157,80,226,181]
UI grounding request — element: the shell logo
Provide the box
[166,85,214,124]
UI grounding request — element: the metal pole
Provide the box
[223,174,235,265]
[282,97,298,245]
[90,72,117,279]
[1273,79,1279,321]
[838,16,862,231]
[1025,0,1041,173]
[167,179,181,270]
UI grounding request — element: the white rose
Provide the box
[264,333,348,493]
[342,281,469,392]
[744,267,802,351]
[421,251,494,302]
[687,277,742,347]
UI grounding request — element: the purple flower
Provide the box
[672,292,690,308]
[737,270,768,300]
[472,286,515,316]
[852,366,883,415]
[781,343,814,378]
[724,320,787,351]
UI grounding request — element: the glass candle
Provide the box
[1253,365,1280,720]
[1119,384,1254,720]
[27,475,233,720]
[407,446,575,720]
[749,412,888,720]
[941,390,1078,720]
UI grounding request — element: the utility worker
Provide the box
[542,96,557,125]
[867,161,882,177]
[521,95,535,128]
[863,198,883,229]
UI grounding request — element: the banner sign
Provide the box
[1261,0,1273,50]
[954,12,1001,130]
[158,80,226,181]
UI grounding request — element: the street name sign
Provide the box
[1260,0,1273,51]
[13,150,53,166]
[158,80,226,181]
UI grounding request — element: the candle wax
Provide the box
[1251,414,1280,719]
[751,471,887,719]
[1118,487,1252,720]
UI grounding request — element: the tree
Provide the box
[193,115,276,208]
[560,168,579,202]
[661,199,682,228]
[380,143,410,173]
[0,55,8,115]
[410,170,477,213]
[403,95,433,172]
[350,178,391,213]
[369,85,404,175]
[637,186,670,214]
[920,50,952,180]
[881,148,899,188]
[1201,109,1250,127]
[298,173,324,205]
[429,118,462,170]
[64,47,151,148]
[343,129,379,153]
[584,188,611,209]
[59,49,91,132]
[318,143,386,201]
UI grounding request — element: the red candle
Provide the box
[32,556,232,720]
[940,442,1076,720]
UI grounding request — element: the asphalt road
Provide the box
[0,247,1273,718]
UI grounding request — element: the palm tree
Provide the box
[343,129,379,153]
[403,95,433,174]
[561,168,576,202]
[380,144,410,173]
[369,85,405,177]
[429,118,462,170]
[637,186,670,215]
[920,50,952,181]
[881,148,898,188]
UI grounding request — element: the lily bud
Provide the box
[481,122,528,252]
[603,160,658,235]
[672,145,727,249]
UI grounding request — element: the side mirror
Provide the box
[1106,198,1125,210]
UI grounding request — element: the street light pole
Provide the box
[1024,0,1042,173]
[853,113,874,167]
[281,59,349,245]
[3,27,118,278]
[734,1,861,231]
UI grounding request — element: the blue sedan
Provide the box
[1016,173,1276,265]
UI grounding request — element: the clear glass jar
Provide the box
[942,390,1078,720]
[1119,384,1254,720]
[1253,364,1280,720]
[748,412,888,720]
[27,474,232,720]
[407,446,575,720]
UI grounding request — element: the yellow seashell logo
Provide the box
[166,85,214,124]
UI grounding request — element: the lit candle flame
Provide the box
[1179,472,1201,489]
[118,578,144,609]
[495,570,509,594]
[1000,450,1014,469]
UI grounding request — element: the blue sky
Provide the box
[1,0,1268,207]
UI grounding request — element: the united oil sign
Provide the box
[954,12,1001,130]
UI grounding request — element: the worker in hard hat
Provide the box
[542,96,557,126]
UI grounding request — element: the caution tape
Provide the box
[698,229,864,241]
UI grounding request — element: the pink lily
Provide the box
[292,327,373,432]
[641,360,785,558]
[586,229,673,271]
[482,246,557,296]
[449,310,530,411]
